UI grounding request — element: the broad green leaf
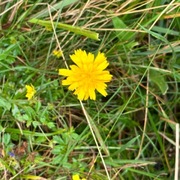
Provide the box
[149,70,168,95]
[112,17,135,41]
[0,97,11,111]
[112,17,137,49]
[29,18,99,41]
[12,104,19,116]
[2,133,11,146]
[112,17,138,50]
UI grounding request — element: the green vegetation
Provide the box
[0,0,179,179]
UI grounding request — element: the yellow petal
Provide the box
[87,52,94,63]
[70,49,87,67]
[95,83,108,97]
[88,88,96,100]
[95,52,109,67]
[68,82,79,90]
[74,87,86,100]
[59,69,72,76]
[96,71,112,82]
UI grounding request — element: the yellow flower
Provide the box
[72,174,80,180]
[25,84,36,100]
[52,50,62,58]
[72,174,86,180]
[59,49,112,100]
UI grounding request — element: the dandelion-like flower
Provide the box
[59,49,112,100]
[72,174,80,180]
[72,174,86,180]
[25,84,36,100]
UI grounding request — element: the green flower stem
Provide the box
[29,18,100,41]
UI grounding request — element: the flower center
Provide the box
[80,71,95,83]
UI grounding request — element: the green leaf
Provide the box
[119,135,140,153]
[29,18,99,41]
[12,104,19,116]
[112,17,135,41]
[152,26,180,36]
[149,70,168,95]
[112,17,137,49]
[105,159,155,167]
[0,97,11,111]
[5,128,65,137]
[2,133,11,146]
[47,122,55,129]
[127,168,161,179]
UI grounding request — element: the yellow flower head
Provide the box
[72,174,80,180]
[52,50,62,58]
[59,49,112,100]
[72,174,86,180]
[25,84,36,100]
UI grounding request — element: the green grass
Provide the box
[0,0,179,179]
